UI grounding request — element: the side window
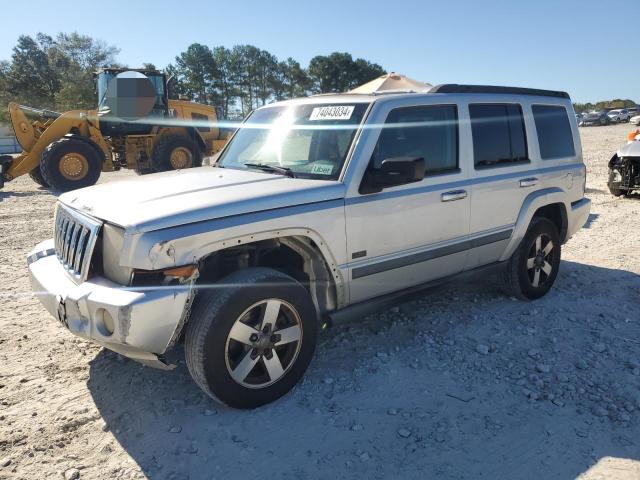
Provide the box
[371,105,458,175]
[532,105,576,159]
[191,112,211,133]
[469,104,528,168]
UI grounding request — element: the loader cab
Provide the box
[96,68,169,136]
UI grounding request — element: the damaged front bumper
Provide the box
[28,239,190,369]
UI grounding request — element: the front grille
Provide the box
[54,203,102,282]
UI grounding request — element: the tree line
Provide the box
[573,100,637,114]
[2,33,635,124]
[167,46,384,118]
[0,32,385,123]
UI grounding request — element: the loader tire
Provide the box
[41,138,103,192]
[151,134,202,172]
[28,167,49,188]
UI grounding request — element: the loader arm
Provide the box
[4,103,110,181]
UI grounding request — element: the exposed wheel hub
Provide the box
[169,147,193,169]
[59,153,89,180]
[533,251,545,268]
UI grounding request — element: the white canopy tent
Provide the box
[349,72,432,94]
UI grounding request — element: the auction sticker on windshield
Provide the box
[309,105,355,121]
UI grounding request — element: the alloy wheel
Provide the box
[526,233,555,288]
[224,299,303,388]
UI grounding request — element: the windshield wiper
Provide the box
[244,163,296,178]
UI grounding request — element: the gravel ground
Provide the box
[0,123,639,480]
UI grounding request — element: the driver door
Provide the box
[344,103,470,304]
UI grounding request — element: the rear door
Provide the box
[464,101,534,269]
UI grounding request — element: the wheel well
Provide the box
[196,236,338,315]
[533,203,568,242]
[185,127,206,152]
[64,134,107,162]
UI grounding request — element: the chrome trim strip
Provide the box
[351,229,513,279]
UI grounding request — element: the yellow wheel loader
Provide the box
[0,68,229,192]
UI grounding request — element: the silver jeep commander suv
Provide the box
[28,84,591,408]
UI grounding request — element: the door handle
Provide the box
[441,190,467,202]
[519,177,538,188]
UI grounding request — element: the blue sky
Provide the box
[1,0,637,103]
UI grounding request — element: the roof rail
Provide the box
[429,84,570,99]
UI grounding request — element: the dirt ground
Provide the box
[0,123,639,480]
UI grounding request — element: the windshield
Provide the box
[97,72,115,108]
[97,71,166,110]
[217,103,370,179]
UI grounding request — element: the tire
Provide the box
[500,218,561,300]
[28,167,49,188]
[151,134,202,172]
[185,268,318,409]
[40,137,103,192]
[608,168,626,196]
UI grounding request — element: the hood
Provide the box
[60,167,346,233]
[618,140,640,157]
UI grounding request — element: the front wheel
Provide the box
[40,138,103,192]
[608,168,626,196]
[501,218,561,300]
[185,268,318,409]
[28,167,49,188]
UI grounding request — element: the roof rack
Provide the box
[429,84,570,99]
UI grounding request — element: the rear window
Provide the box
[532,105,576,160]
[469,104,528,168]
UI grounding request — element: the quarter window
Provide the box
[372,105,458,174]
[532,105,576,159]
[469,104,528,168]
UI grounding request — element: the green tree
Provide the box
[52,32,119,71]
[212,46,236,118]
[0,60,10,123]
[308,52,384,93]
[279,58,311,99]
[353,58,385,87]
[229,45,257,115]
[174,43,217,103]
[3,35,60,109]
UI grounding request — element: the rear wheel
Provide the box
[40,138,103,192]
[185,268,318,409]
[28,167,49,188]
[151,134,202,172]
[501,218,561,300]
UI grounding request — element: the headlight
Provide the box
[130,264,198,287]
[611,169,622,182]
[102,223,133,284]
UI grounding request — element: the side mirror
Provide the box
[359,156,426,194]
